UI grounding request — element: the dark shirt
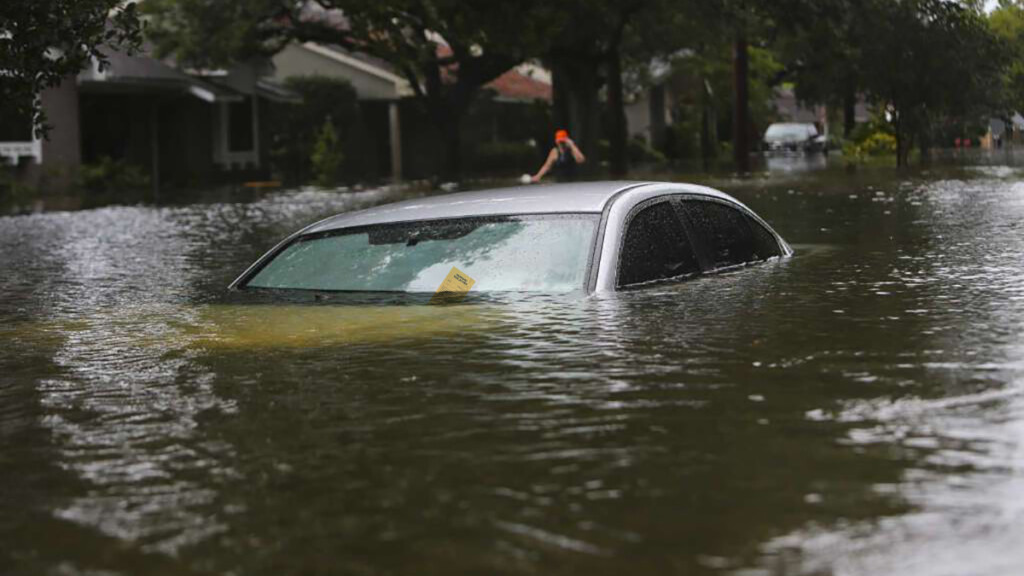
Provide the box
[553,144,578,182]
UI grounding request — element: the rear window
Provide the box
[680,200,779,269]
[243,214,598,293]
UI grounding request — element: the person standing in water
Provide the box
[531,129,586,183]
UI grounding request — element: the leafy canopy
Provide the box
[0,0,142,135]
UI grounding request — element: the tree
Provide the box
[696,0,802,173]
[537,0,631,178]
[770,0,1006,166]
[772,0,866,137]
[990,1,1024,114]
[144,0,539,182]
[532,0,706,177]
[854,0,1006,165]
[0,0,142,136]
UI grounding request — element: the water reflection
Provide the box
[762,152,829,174]
[1,171,1024,574]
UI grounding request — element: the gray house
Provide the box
[270,42,413,181]
[3,46,295,194]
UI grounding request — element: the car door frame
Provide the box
[589,183,792,293]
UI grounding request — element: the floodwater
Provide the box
[3,159,1024,575]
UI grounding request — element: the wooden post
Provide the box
[733,34,751,174]
[151,101,160,200]
[388,101,402,182]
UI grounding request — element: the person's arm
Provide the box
[566,139,585,163]
[531,148,559,182]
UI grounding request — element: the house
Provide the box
[3,45,296,194]
[271,42,411,181]
[773,85,870,137]
[625,59,677,149]
[981,114,1024,149]
[270,42,553,181]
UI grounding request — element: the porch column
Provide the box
[388,101,402,182]
[151,101,160,200]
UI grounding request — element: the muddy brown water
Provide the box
[3,160,1024,575]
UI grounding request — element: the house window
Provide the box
[0,103,41,164]
[0,106,33,142]
[228,97,254,152]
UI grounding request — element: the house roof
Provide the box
[78,45,299,103]
[77,46,233,101]
[486,68,552,103]
[434,44,552,103]
[300,42,552,103]
[300,43,411,89]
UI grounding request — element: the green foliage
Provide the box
[267,76,359,184]
[848,114,895,144]
[0,166,34,211]
[775,0,1007,166]
[142,0,286,69]
[77,157,150,195]
[847,132,897,159]
[311,119,345,187]
[989,1,1024,112]
[628,135,668,165]
[144,0,543,181]
[660,44,781,160]
[0,1,141,137]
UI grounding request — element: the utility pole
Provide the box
[733,33,751,174]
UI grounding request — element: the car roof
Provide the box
[304,181,734,233]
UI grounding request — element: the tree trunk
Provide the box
[553,56,601,178]
[552,61,570,131]
[894,131,904,168]
[607,44,627,178]
[732,34,751,174]
[701,78,716,172]
[432,105,464,183]
[893,107,905,168]
[843,90,856,138]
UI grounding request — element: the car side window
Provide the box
[746,215,782,260]
[680,200,779,269]
[617,201,701,288]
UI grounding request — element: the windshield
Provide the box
[764,123,817,140]
[243,214,599,293]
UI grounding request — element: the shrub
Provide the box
[0,165,34,212]
[844,131,897,162]
[267,76,358,184]
[628,135,667,165]
[77,157,150,195]
[859,132,898,156]
[311,118,344,187]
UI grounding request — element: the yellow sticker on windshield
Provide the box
[431,266,476,304]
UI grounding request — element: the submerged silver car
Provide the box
[230,181,792,294]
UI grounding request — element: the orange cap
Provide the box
[555,129,569,142]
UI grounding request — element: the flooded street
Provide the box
[3,161,1024,575]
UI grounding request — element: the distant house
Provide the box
[4,45,296,194]
[271,42,552,181]
[773,86,870,137]
[981,114,1024,149]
